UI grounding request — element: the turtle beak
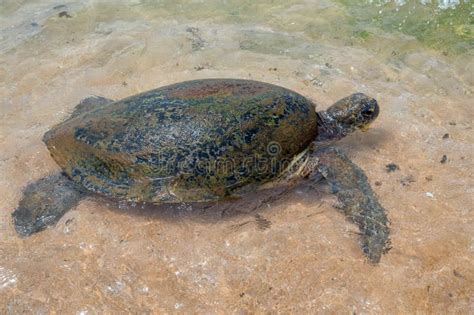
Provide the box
[360,124,371,132]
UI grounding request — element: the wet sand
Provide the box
[0,1,473,313]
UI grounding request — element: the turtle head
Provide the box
[317,93,379,141]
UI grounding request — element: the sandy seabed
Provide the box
[0,1,472,313]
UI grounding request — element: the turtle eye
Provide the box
[361,108,374,117]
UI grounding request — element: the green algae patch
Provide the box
[338,0,473,55]
[354,30,371,40]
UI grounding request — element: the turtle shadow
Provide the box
[338,127,391,152]
[94,180,328,229]
[96,185,292,225]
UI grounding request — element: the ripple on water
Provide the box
[0,266,17,290]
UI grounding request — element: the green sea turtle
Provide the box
[12,79,390,263]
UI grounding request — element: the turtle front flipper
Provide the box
[308,147,390,263]
[12,173,86,236]
[69,96,115,118]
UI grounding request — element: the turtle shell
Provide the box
[44,79,317,202]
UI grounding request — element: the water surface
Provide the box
[0,0,472,313]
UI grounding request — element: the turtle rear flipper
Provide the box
[12,173,85,236]
[309,147,390,263]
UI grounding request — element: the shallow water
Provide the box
[0,0,473,313]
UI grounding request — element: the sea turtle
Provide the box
[12,79,390,263]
